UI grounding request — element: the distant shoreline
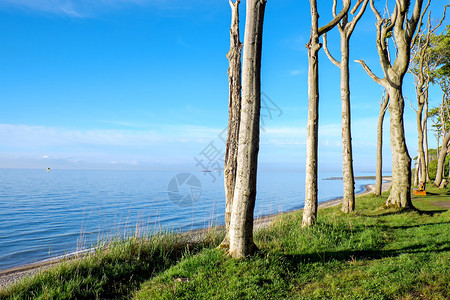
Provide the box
[0,176,392,289]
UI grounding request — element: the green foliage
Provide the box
[426,151,450,181]
[433,26,450,78]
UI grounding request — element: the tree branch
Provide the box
[431,5,449,34]
[405,0,425,42]
[381,90,390,114]
[370,0,382,22]
[318,0,351,36]
[407,96,418,113]
[350,0,364,15]
[348,0,369,35]
[323,33,341,68]
[355,59,385,86]
[411,0,431,45]
[370,0,393,72]
[332,0,337,18]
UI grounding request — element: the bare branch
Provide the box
[370,0,382,21]
[406,0,427,42]
[407,96,418,113]
[370,0,393,72]
[355,59,385,86]
[381,90,390,114]
[323,33,341,68]
[350,0,364,15]
[379,89,390,114]
[347,0,369,35]
[319,0,351,36]
[411,0,431,45]
[332,0,337,18]
[431,5,449,34]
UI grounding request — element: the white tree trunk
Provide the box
[424,100,429,182]
[416,99,427,186]
[413,160,419,187]
[340,37,355,213]
[434,133,450,187]
[357,0,424,208]
[229,0,266,259]
[303,0,351,226]
[303,1,321,228]
[385,87,413,208]
[221,0,242,250]
[375,94,388,196]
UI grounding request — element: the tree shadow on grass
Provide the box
[279,242,450,270]
[423,192,439,196]
[416,209,448,215]
[362,207,447,218]
[362,221,450,231]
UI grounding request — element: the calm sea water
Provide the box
[0,169,375,271]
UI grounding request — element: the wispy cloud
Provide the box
[289,70,304,77]
[0,123,225,148]
[0,123,227,168]
[0,0,218,17]
[283,34,307,52]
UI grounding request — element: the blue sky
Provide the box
[0,0,448,173]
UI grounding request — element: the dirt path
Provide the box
[432,201,450,209]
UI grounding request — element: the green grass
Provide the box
[0,231,223,299]
[2,188,449,299]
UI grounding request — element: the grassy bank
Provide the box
[1,187,449,299]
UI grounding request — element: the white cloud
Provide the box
[0,0,219,17]
[0,123,224,149]
[289,70,303,77]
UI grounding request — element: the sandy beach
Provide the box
[0,177,392,290]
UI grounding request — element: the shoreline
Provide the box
[253,176,392,230]
[0,177,392,290]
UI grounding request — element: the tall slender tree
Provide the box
[221,0,243,250]
[432,26,450,186]
[322,0,369,213]
[409,6,448,188]
[229,0,266,258]
[375,91,389,196]
[434,80,450,187]
[303,0,351,227]
[356,0,426,209]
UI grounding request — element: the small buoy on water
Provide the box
[47,168,51,172]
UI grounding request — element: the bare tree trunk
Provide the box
[448,156,450,179]
[424,100,430,181]
[357,0,425,209]
[385,87,413,208]
[303,9,321,227]
[229,0,266,259]
[434,133,450,187]
[416,99,427,186]
[221,0,242,250]
[303,0,350,227]
[409,6,448,183]
[321,0,368,213]
[340,37,355,213]
[375,93,389,196]
[413,159,419,186]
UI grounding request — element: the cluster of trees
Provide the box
[221,0,449,259]
[412,23,450,188]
